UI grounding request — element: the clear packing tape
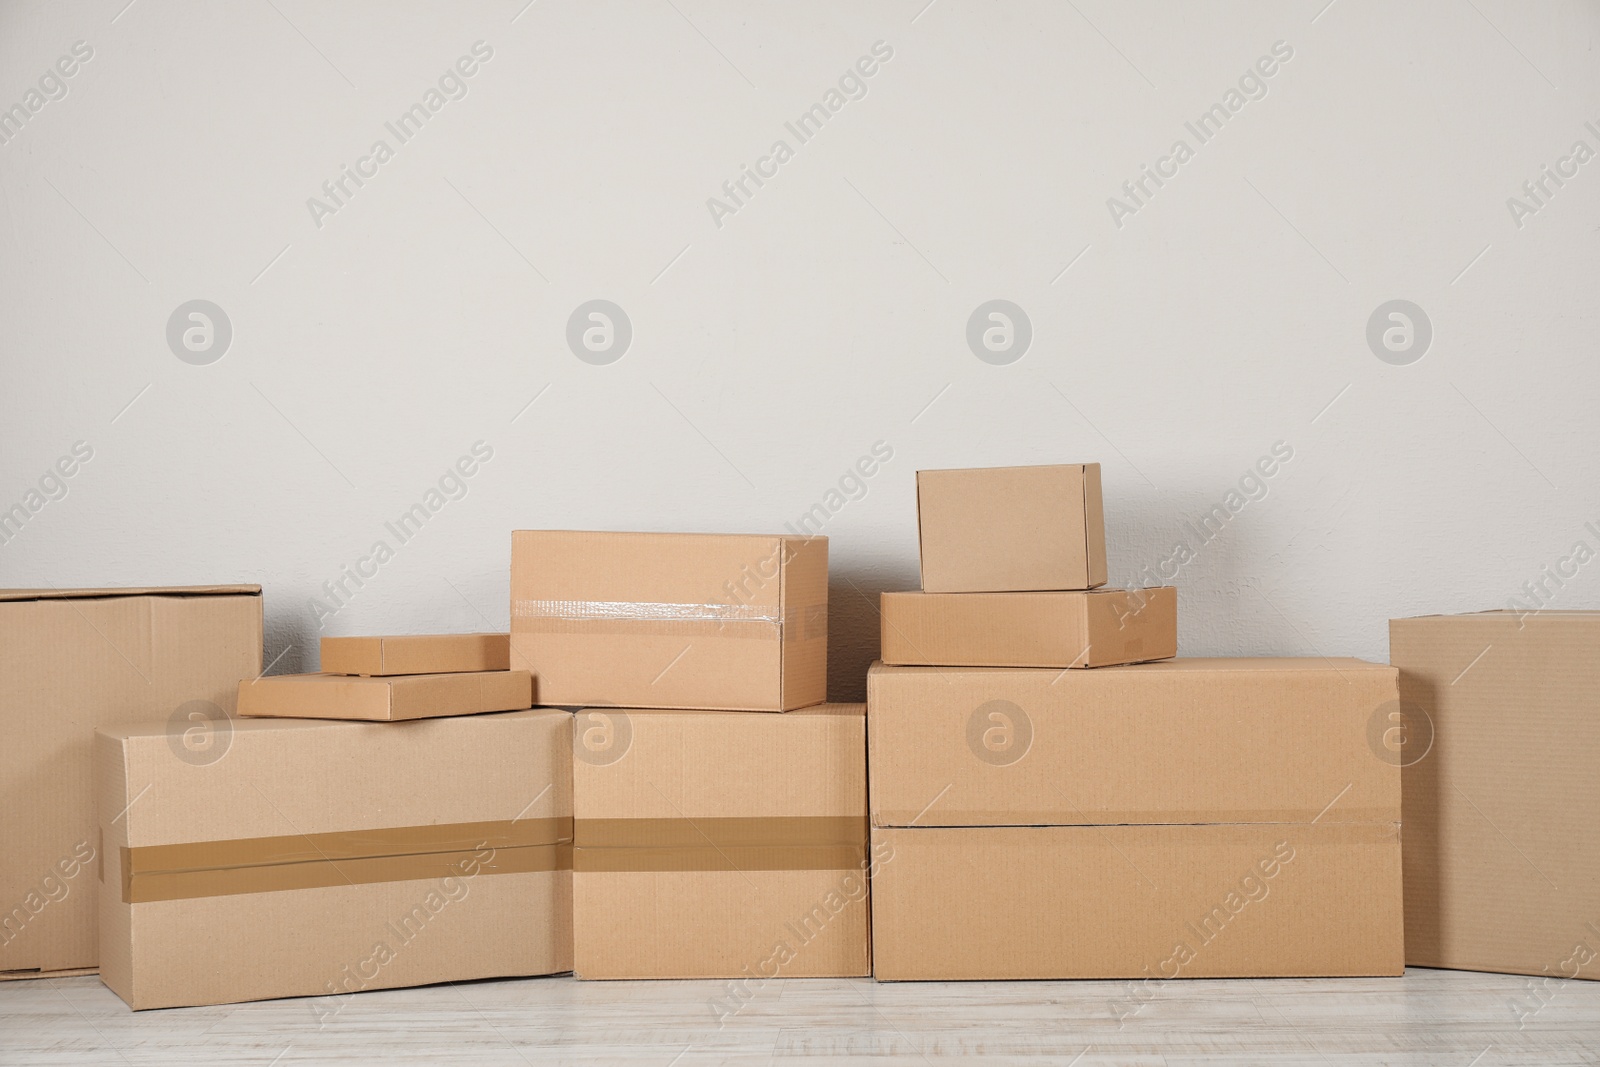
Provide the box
[512,598,826,640]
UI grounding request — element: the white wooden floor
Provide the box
[2,969,1597,1065]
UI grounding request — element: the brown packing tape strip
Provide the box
[122,817,573,904]
[573,815,867,873]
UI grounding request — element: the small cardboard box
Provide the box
[237,670,533,722]
[321,633,510,676]
[868,658,1402,979]
[511,531,827,711]
[0,585,262,981]
[879,587,1176,668]
[97,708,573,1009]
[916,463,1107,592]
[572,704,869,980]
[1391,610,1600,981]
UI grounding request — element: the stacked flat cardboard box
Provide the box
[870,463,1404,979]
[510,531,870,979]
[97,632,571,1009]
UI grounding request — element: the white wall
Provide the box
[3,0,1597,700]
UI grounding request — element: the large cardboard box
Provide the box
[511,531,827,711]
[97,708,573,1009]
[0,585,261,981]
[916,463,1107,592]
[238,670,533,721]
[321,633,510,676]
[572,704,870,980]
[867,659,1403,979]
[1391,610,1600,981]
[880,587,1176,668]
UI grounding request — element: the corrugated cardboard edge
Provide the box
[0,966,98,981]
[94,728,135,1001]
[1082,462,1107,588]
[913,473,929,590]
[0,585,261,602]
[778,536,829,710]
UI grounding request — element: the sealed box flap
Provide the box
[101,710,576,857]
[868,658,1400,828]
[574,704,864,821]
[0,585,260,603]
[512,531,811,618]
[572,704,865,873]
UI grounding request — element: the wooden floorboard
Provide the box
[1,968,1597,1064]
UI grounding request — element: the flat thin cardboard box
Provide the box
[237,670,533,721]
[321,633,510,676]
[511,531,827,711]
[868,658,1403,979]
[97,708,573,1010]
[916,463,1107,592]
[0,585,261,981]
[572,704,869,980]
[879,586,1176,668]
[1391,610,1600,981]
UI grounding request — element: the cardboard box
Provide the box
[868,658,1403,979]
[1391,610,1600,980]
[321,633,510,676]
[237,670,533,722]
[511,531,827,711]
[879,586,1176,668]
[0,585,261,981]
[916,463,1107,592]
[871,823,1402,980]
[97,708,573,1009]
[572,704,869,979]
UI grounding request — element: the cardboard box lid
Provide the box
[320,633,511,676]
[915,463,1107,592]
[879,586,1176,668]
[512,530,816,611]
[0,585,260,602]
[237,670,533,721]
[99,709,573,852]
[868,658,1400,828]
[1390,610,1600,978]
[573,704,865,821]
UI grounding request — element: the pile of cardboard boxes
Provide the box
[1,461,1595,1011]
[871,464,1400,979]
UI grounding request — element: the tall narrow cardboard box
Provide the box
[0,585,262,980]
[572,704,871,979]
[1391,610,1600,980]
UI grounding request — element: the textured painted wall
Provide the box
[2,1,1596,700]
